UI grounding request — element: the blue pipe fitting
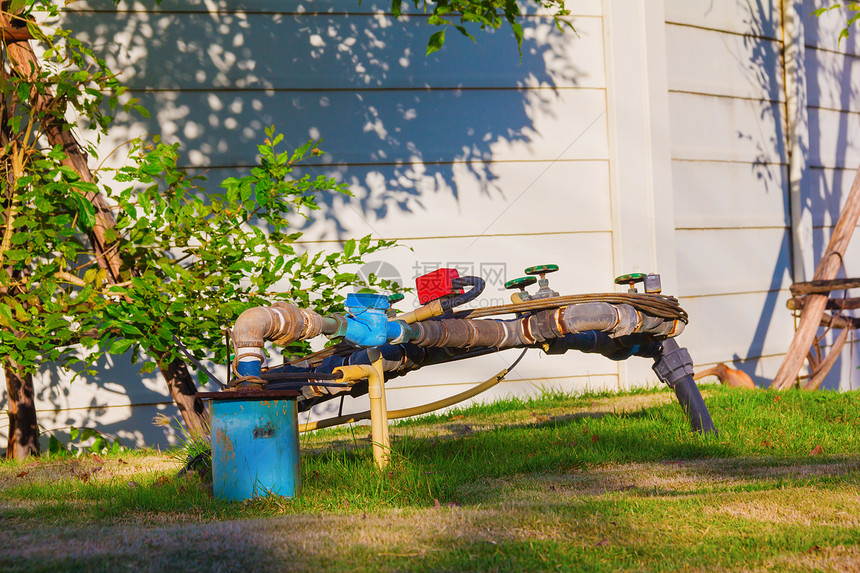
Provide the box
[386,320,409,344]
[236,359,262,377]
[344,293,391,347]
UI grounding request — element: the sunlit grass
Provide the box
[1,385,859,571]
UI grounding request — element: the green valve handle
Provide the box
[505,276,537,290]
[614,272,647,285]
[387,293,405,304]
[525,264,559,276]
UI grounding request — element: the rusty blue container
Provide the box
[209,392,301,501]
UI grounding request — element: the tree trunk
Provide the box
[0,14,123,284]
[158,358,210,439]
[4,361,39,459]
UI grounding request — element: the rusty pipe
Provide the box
[232,302,339,372]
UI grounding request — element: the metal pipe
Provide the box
[405,303,683,350]
[232,302,330,373]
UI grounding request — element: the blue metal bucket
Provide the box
[210,394,301,501]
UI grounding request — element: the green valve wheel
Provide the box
[525,264,559,276]
[387,293,405,304]
[505,276,537,290]
[614,272,647,285]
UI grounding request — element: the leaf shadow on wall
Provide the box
[65,1,591,241]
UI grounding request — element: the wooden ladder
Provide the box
[771,168,860,390]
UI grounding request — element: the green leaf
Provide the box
[49,435,65,455]
[512,22,524,55]
[132,104,150,119]
[74,195,97,230]
[426,29,446,55]
[343,238,356,258]
[109,339,134,355]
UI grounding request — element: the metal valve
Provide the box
[524,264,559,299]
[615,272,646,293]
[504,276,537,303]
[614,272,662,294]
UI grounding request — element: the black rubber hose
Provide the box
[671,375,717,434]
[440,276,485,311]
[651,338,717,435]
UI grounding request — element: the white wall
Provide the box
[663,0,797,386]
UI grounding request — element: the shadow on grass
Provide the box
[300,387,860,508]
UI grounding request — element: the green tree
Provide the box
[0,0,570,458]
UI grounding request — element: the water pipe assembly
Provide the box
[202,265,716,500]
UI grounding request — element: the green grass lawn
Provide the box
[1,385,859,572]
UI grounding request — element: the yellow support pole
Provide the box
[330,351,390,469]
[367,353,389,469]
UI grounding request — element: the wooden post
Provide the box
[771,165,860,390]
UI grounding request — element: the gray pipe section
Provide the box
[231,301,683,358]
[406,303,684,349]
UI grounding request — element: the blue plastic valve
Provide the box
[344,293,391,347]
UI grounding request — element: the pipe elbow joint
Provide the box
[232,302,325,349]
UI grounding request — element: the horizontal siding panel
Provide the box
[206,160,611,241]
[309,372,620,424]
[32,403,178,449]
[668,92,786,164]
[77,0,603,17]
[678,290,796,366]
[666,24,784,102]
[30,356,175,412]
[105,88,609,167]
[806,166,860,228]
[836,229,860,277]
[664,0,781,38]
[805,47,860,112]
[807,107,860,168]
[673,160,789,228]
[66,13,603,91]
[675,228,792,296]
[374,351,618,393]
[693,354,812,389]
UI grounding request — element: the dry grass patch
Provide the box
[707,487,860,527]
[0,453,181,491]
[755,544,860,572]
